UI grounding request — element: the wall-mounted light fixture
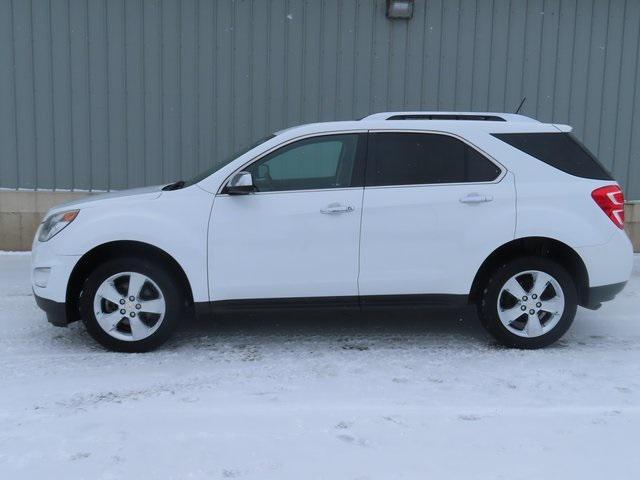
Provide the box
[386,0,414,19]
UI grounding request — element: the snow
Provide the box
[1,253,639,479]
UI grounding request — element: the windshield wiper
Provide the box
[162,180,185,191]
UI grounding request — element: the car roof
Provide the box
[274,115,571,138]
[197,113,572,194]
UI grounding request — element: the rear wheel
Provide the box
[479,257,577,349]
[80,257,183,352]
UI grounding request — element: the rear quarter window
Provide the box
[492,132,612,180]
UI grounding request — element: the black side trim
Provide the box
[583,281,627,310]
[34,292,69,327]
[211,296,360,314]
[360,294,468,309]
[196,294,469,318]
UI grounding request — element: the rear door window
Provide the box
[367,132,501,187]
[492,132,612,180]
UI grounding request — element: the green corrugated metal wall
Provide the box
[1,0,639,198]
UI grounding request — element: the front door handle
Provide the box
[459,193,494,204]
[320,203,355,214]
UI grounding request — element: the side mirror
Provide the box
[226,171,256,195]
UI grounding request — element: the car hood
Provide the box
[48,185,165,215]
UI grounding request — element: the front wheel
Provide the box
[479,257,577,349]
[80,257,184,352]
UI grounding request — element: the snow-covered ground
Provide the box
[1,252,639,479]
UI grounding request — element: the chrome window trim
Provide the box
[217,128,507,195]
[219,186,364,197]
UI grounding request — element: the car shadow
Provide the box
[168,306,494,351]
[45,302,606,354]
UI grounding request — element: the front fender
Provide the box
[47,187,214,303]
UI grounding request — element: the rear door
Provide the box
[358,131,516,301]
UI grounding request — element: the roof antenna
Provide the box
[514,97,527,114]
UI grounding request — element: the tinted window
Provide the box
[492,132,612,180]
[246,134,363,192]
[368,133,501,186]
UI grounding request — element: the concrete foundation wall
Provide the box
[1,190,639,253]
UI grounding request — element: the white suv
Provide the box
[32,112,633,352]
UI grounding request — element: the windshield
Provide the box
[184,134,276,187]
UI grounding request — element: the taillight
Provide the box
[591,185,625,229]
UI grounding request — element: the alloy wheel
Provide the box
[496,270,565,338]
[92,272,166,342]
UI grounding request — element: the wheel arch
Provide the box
[66,240,195,323]
[469,237,590,307]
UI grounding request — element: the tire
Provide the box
[479,256,577,349]
[80,257,184,352]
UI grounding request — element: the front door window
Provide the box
[246,134,362,192]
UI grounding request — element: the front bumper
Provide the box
[31,239,81,326]
[31,240,80,302]
[34,291,69,326]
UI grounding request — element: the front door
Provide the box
[209,133,367,302]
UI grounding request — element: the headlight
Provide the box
[38,210,79,242]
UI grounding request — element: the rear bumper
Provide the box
[575,229,633,288]
[583,281,627,310]
[34,291,69,326]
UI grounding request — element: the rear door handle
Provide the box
[459,193,493,204]
[320,203,355,214]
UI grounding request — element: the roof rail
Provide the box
[360,111,539,123]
